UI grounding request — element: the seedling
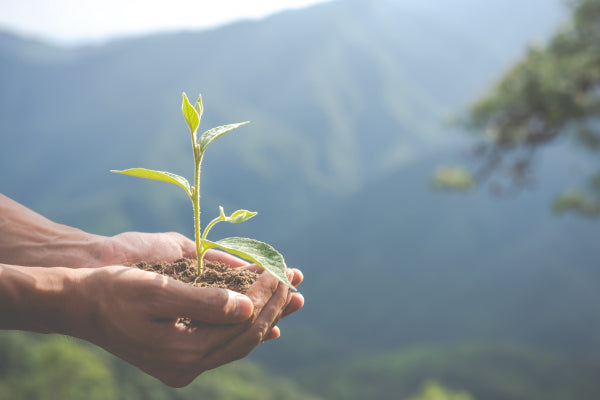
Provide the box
[111,92,294,289]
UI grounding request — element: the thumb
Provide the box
[157,282,253,323]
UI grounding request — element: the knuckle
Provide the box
[247,323,268,346]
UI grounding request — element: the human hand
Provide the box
[70,264,302,387]
[96,231,305,330]
[95,231,252,268]
[97,231,305,333]
[0,193,241,268]
[94,231,196,266]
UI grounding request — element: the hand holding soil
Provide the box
[72,264,303,387]
[0,193,304,387]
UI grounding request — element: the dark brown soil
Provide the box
[134,257,259,294]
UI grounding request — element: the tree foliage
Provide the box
[0,332,322,400]
[0,333,117,400]
[408,381,473,400]
[465,0,600,215]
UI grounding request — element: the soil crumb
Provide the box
[134,258,259,294]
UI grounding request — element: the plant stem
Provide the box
[193,145,203,275]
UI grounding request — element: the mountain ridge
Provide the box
[5,1,600,397]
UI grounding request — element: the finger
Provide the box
[258,270,295,337]
[169,232,197,259]
[263,326,281,342]
[248,267,303,286]
[240,263,264,274]
[244,269,294,326]
[289,268,303,287]
[269,276,295,326]
[203,249,249,268]
[158,281,253,323]
[244,270,281,317]
[281,292,304,318]
[240,267,303,286]
[103,232,196,265]
[202,279,290,368]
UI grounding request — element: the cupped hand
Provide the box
[95,231,196,266]
[97,231,305,328]
[73,265,300,387]
[96,231,255,267]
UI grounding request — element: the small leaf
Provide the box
[198,122,249,154]
[182,92,200,135]
[202,207,257,240]
[111,168,192,197]
[194,94,204,118]
[202,237,294,290]
[224,208,257,223]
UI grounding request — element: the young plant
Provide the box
[111,92,294,289]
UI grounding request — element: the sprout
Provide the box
[111,92,294,290]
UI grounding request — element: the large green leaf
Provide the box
[202,237,294,290]
[182,92,200,135]
[110,168,192,197]
[198,122,249,154]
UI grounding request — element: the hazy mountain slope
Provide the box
[270,144,600,363]
[4,2,598,398]
[300,343,600,400]
[1,0,584,357]
[0,331,323,400]
[0,0,565,237]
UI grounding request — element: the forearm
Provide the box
[0,263,88,334]
[0,194,105,267]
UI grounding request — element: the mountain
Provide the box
[272,144,600,361]
[299,343,600,400]
[5,0,600,397]
[0,331,323,400]
[0,0,566,237]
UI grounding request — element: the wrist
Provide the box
[50,267,95,337]
[0,195,106,267]
[0,264,90,335]
[33,229,107,268]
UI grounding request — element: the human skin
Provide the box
[0,193,304,387]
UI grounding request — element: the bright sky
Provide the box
[0,0,332,45]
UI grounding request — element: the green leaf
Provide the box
[111,168,192,197]
[194,94,204,118]
[202,237,294,290]
[198,122,249,154]
[203,207,257,240]
[182,92,200,135]
[221,206,257,223]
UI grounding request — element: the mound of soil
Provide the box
[135,257,259,294]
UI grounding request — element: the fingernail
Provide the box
[234,293,253,320]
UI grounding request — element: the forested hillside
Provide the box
[0,0,566,236]
[4,0,600,398]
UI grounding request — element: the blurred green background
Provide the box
[2,0,600,398]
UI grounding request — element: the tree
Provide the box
[407,380,473,400]
[0,333,117,400]
[458,0,600,216]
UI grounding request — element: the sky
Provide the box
[0,0,332,45]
